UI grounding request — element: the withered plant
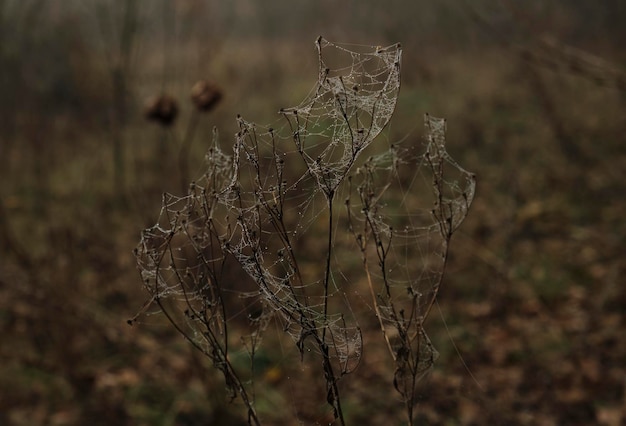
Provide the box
[132,37,475,425]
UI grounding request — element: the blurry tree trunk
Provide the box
[97,0,139,199]
[0,0,13,178]
[111,66,128,196]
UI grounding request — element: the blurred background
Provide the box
[1,0,625,424]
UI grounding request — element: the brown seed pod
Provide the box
[190,80,222,112]
[144,94,179,126]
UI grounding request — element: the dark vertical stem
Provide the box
[320,191,346,426]
[322,343,345,425]
[321,193,333,341]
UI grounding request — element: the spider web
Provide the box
[344,115,476,398]
[280,37,402,198]
[133,37,475,423]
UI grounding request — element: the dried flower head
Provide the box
[191,80,222,112]
[144,94,179,126]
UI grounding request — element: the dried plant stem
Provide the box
[156,297,261,426]
[363,259,395,360]
[153,247,261,426]
[321,196,334,342]
[321,195,346,426]
[133,39,474,426]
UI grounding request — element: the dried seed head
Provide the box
[144,94,179,126]
[191,80,222,112]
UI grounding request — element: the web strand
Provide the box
[133,37,475,426]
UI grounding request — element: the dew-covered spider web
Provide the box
[133,37,475,424]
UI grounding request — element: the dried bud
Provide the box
[191,80,222,112]
[144,94,179,126]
